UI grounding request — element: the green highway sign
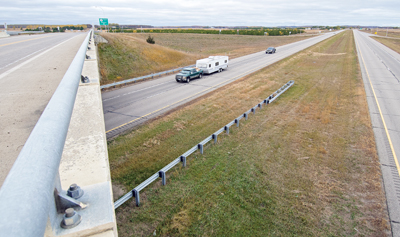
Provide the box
[99,18,109,26]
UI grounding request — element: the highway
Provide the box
[0,32,87,187]
[354,30,400,235]
[103,31,342,138]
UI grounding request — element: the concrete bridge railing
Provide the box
[0,30,117,236]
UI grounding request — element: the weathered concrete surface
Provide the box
[0,32,10,38]
[0,33,86,187]
[45,34,117,236]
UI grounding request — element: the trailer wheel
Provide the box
[219,68,222,73]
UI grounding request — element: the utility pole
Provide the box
[386,27,388,37]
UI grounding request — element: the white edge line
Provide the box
[0,34,83,81]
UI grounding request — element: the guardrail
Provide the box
[114,80,295,209]
[100,64,195,90]
[0,30,92,236]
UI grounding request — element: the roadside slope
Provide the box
[371,36,400,54]
[98,34,200,84]
[98,33,315,84]
[110,31,390,236]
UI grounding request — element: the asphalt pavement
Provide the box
[103,31,342,138]
[354,30,400,236]
[0,32,87,187]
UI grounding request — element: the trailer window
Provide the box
[215,62,219,66]
[209,64,211,68]
[225,60,227,63]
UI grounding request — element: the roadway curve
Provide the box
[103,31,342,138]
[354,30,400,235]
[0,32,87,187]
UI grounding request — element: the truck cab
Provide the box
[175,67,203,83]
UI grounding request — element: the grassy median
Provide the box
[108,30,389,236]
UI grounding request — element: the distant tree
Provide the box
[146,35,155,44]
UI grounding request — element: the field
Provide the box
[97,33,314,84]
[372,36,400,54]
[361,28,400,38]
[108,31,390,236]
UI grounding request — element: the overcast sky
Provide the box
[2,0,399,27]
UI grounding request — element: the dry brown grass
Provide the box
[97,33,315,84]
[361,28,400,38]
[98,33,199,84]
[130,33,314,59]
[372,36,400,54]
[110,31,390,236]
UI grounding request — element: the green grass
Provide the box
[109,31,390,236]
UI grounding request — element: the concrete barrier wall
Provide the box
[0,32,10,38]
[45,33,117,236]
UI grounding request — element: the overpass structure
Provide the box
[0,31,117,236]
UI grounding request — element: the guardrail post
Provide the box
[212,134,217,144]
[266,99,270,104]
[224,126,230,134]
[198,144,204,154]
[235,119,239,127]
[251,108,255,115]
[258,103,262,110]
[132,189,140,207]
[180,156,186,167]
[244,113,248,120]
[159,171,166,185]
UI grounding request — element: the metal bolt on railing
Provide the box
[60,208,82,229]
[81,75,89,83]
[67,184,84,199]
[113,80,295,209]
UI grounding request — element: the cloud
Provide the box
[2,0,399,26]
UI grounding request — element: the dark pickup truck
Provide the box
[175,68,203,83]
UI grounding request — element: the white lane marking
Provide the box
[0,34,81,81]
[0,48,46,71]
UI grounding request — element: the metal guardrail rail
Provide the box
[114,80,295,209]
[0,31,92,236]
[100,65,195,90]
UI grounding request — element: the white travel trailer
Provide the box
[195,56,229,74]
